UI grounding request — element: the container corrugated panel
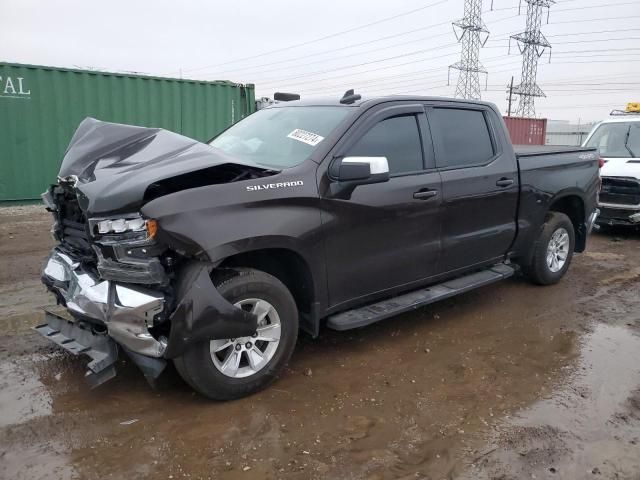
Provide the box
[0,62,255,201]
[502,116,547,146]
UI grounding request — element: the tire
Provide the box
[174,268,298,400]
[524,211,575,286]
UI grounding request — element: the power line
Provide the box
[541,104,624,109]
[176,0,450,74]
[199,11,640,82]
[293,59,640,98]
[180,9,640,83]
[302,63,523,97]
[193,13,521,80]
[490,81,640,86]
[256,46,529,89]
[547,14,640,26]
[486,37,640,48]
[486,87,640,92]
[254,19,640,89]
[259,48,640,93]
[489,27,640,40]
[212,31,456,79]
[255,43,462,86]
[202,26,455,77]
[297,58,520,95]
[553,0,639,12]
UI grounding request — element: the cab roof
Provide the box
[268,94,498,110]
[598,114,640,124]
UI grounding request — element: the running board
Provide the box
[326,264,515,331]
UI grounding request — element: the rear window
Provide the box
[431,108,495,168]
[584,122,640,158]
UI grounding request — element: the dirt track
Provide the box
[1,205,639,480]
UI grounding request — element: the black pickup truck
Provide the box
[37,92,600,399]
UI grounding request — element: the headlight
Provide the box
[96,217,146,234]
[90,215,157,239]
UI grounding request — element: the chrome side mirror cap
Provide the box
[331,156,390,184]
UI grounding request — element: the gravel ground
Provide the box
[0,206,639,480]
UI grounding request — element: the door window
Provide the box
[347,115,423,175]
[431,108,494,168]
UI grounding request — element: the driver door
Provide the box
[319,104,443,310]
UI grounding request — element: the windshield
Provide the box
[584,122,640,158]
[209,106,350,169]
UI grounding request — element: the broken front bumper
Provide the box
[35,311,119,387]
[41,250,168,357]
[38,249,259,386]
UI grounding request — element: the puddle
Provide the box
[464,323,640,479]
[0,356,53,428]
[1,443,77,480]
[600,266,640,285]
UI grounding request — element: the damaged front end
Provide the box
[38,182,257,387]
[36,118,263,387]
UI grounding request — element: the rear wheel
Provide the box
[174,268,298,400]
[524,212,575,285]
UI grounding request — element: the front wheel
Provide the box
[524,212,575,285]
[174,268,298,400]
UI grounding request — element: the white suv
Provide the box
[583,105,640,226]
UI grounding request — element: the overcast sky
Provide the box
[2,0,639,122]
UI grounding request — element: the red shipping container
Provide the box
[502,116,547,145]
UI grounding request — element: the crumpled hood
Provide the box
[58,117,264,215]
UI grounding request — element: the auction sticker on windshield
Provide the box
[287,129,324,146]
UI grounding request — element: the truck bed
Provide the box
[514,145,595,157]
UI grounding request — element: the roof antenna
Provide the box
[340,89,361,104]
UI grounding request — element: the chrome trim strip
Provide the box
[587,209,600,234]
[598,201,640,210]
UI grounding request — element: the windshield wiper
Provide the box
[624,125,637,158]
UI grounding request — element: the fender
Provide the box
[164,261,258,358]
[141,173,329,337]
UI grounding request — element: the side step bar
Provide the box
[326,263,515,331]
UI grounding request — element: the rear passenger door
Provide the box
[427,104,519,274]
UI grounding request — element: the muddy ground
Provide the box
[0,205,639,480]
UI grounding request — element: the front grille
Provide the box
[599,177,640,206]
[52,184,96,262]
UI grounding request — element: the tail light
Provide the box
[598,157,605,169]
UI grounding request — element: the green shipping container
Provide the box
[0,62,256,201]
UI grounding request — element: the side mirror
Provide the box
[331,156,390,185]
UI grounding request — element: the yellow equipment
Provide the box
[626,102,640,113]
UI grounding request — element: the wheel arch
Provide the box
[216,248,321,337]
[547,192,587,252]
